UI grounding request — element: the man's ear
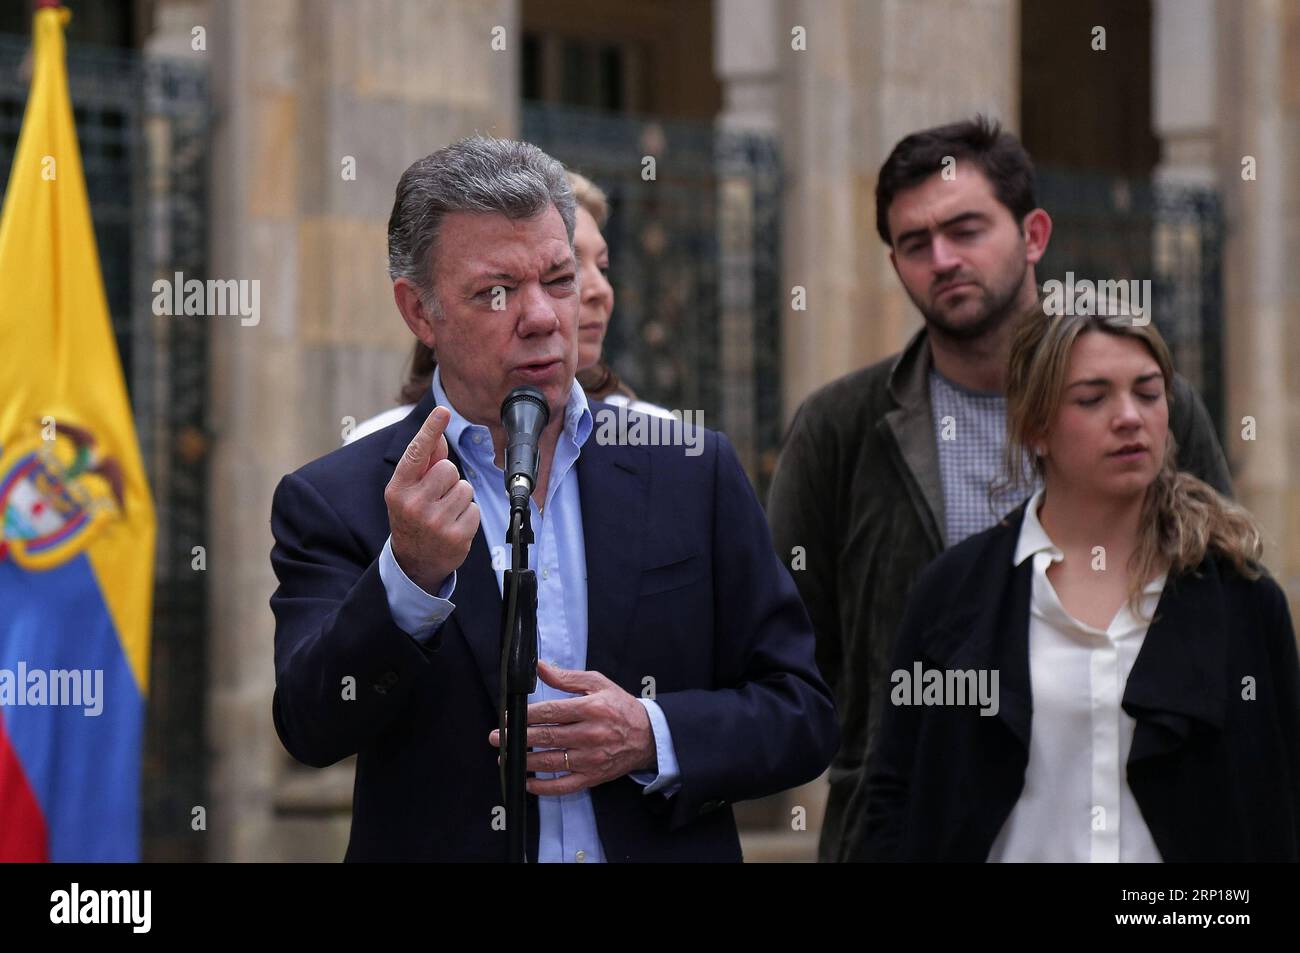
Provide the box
[393,278,438,350]
[1021,208,1052,266]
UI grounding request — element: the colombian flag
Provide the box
[0,3,155,860]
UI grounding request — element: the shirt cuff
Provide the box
[629,698,682,797]
[377,535,456,642]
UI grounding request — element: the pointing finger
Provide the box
[392,406,450,488]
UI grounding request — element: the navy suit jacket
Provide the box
[270,391,839,862]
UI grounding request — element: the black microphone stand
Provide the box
[499,486,537,863]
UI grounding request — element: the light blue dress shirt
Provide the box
[376,368,681,863]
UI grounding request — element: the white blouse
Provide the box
[987,488,1167,863]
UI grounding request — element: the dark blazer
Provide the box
[768,327,1236,861]
[851,499,1300,863]
[270,390,839,862]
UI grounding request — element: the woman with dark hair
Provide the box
[852,305,1300,862]
[348,171,665,442]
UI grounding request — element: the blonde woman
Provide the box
[347,171,665,443]
[853,306,1300,862]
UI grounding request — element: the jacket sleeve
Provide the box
[269,470,439,768]
[1261,576,1300,859]
[766,403,844,698]
[1171,374,1233,497]
[653,432,840,829]
[846,564,940,862]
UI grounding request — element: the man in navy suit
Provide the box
[269,136,838,862]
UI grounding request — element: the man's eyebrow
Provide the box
[894,211,988,246]
[465,270,518,288]
[463,255,573,289]
[1067,371,1165,389]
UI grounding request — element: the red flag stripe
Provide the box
[0,715,48,861]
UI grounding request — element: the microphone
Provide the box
[500,386,550,513]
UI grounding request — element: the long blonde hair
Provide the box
[567,170,608,227]
[1002,305,1263,611]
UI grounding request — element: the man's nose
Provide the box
[929,235,964,274]
[516,281,560,335]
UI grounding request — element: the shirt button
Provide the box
[542,568,550,580]
[464,469,475,480]
[473,433,482,444]
[575,850,586,863]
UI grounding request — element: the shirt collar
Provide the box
[929,366,1005,400]
[1013,487,1167,596]
[1013,487,1060,567]
[431,365,593,464]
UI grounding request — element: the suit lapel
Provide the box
[880,331,946,553]
[922,503,1033,750]
[441,443,507,709]
[1124,556,1228,764]
[575,427,648,681]
[383,393,504,707]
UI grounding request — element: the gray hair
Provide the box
[386,136,576,310]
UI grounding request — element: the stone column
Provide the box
[1153,0,1217,186]
[716,0,782,136]
[1216,0,1300,597]
[714,0,782,476]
